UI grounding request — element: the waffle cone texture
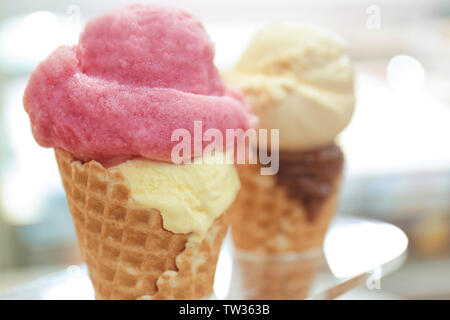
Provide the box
[55,149,229,300]
[230,161,342,299]
[231,163,341,254]
[232,251,321,299]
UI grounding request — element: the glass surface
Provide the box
[0,216,408,300]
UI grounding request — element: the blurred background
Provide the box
[0,0,450,299]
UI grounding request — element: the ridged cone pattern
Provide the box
[231,164,341,253]
[55,149,229,300]
[233,252,321,299]
[230,162,342,299]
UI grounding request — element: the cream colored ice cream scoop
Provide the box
[111,152,240,242]
[224,23,355,151]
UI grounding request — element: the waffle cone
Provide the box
[231,250,321,299]
[230,160,342,299]
[231,163,341,253]
[55,149,229,300]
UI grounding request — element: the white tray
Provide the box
[0,216,407,300]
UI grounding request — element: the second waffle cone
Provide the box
[230,148,343,299]
[231,164,340,254]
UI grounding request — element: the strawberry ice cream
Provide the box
[23,4,252,165]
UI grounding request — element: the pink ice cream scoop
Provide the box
[23,4,253,165]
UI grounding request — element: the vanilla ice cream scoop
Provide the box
[112,152,240,241]
[224,23,355,151]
